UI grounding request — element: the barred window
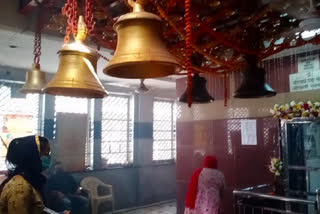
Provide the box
[0,83,40,171]
[54,96,93,168]
[153,99,176,161]
[101,94,133,167]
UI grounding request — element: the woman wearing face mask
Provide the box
[0,135,69,214]
[0,135,47,214]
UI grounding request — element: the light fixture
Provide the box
[135,79,149,93]
[299,0,320,32]
[103,0,180,79]
[179,73,214,103]
[234,55,276,98]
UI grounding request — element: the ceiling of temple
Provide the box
[39,0,320,76]
[0,0,319,93]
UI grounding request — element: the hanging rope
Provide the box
[62,0,78,43]
[99,53,110,61]
[97,45,111,61]
[224,73,228,107]
[185,0,193,107]
[85,0,95,35]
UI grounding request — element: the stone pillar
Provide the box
[133,93,154,166]
[93,98,102,169]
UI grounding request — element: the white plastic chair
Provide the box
[80,177,114,214]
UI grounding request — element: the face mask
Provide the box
[41,155,52,171]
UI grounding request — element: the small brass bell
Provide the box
[103,0,181,79]
[43,16,107,98]
[20,63,47,94]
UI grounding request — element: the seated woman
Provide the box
[0,135,69,214]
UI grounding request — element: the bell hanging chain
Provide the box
[62,0,96,43]
[33,15,43,68]
[33,29,42,67]
[62,0,78,43]
[184,0,193,107]
[85,0,95,35]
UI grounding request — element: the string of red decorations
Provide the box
[184,0,193,107]
[85,0,95,35]
[62,0,78,44]
[154,1,235,74]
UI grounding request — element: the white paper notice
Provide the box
[241,120,257,145]
[298,55,319,73]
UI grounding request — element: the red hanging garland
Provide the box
[62,0,96,43]
[62,0,78,43]
[185,0,193,107]
[85,0,95,35]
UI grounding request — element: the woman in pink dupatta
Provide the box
[184,156,225,214]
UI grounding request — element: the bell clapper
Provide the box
[75,16,88,43]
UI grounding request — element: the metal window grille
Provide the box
[153,99,176,161]
[101,94,133,166]
[54,96,93,168]
[0,82,40,171]
[88,99,94,169]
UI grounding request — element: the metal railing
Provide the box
[234,184,320,214]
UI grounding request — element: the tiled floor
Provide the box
[120,201,176,214]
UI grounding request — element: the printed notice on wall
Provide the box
[298,55,319,73]
[241,120,257,146]
[290,55,320,92]
[289,71,320,92]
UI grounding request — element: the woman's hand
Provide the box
[63,211,71,214]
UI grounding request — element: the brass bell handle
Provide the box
[128,0,135,7]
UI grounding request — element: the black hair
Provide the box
[39,136,50,156]
[0,135,46,195]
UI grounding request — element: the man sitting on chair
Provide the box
[44,163,90,214]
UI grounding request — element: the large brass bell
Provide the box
[20,63,47,94]
[103,0,180,79]
[43,16,107,98]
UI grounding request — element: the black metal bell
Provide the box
[234,59,276,98]
[179,73,214,103]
